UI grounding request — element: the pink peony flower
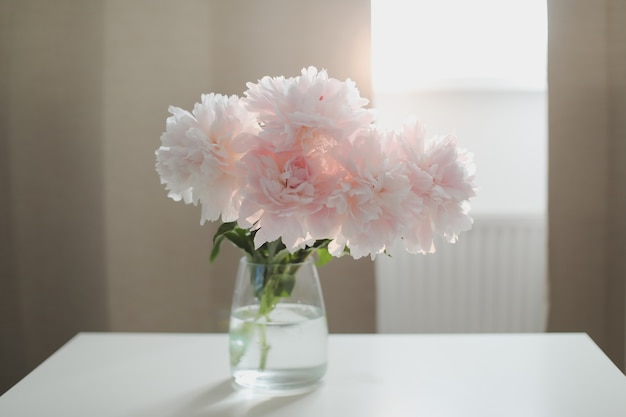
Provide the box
[243,67,375,153]
[327,128,418,259]
[155,93,259,224]
[237,146,343,251]
[422,134,477,243]
[390,118,478,254]
[156,68,477,262]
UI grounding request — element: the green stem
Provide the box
[240,247,323,372]
[253,263,298,371]
[256,283,274,371]
[258,323,270,371]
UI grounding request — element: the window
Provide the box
[373,0,549,333]
[371,0,547,92]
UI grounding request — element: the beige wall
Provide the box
[606,0,626,369]
[1,0,374,393]
[0,0,22,395]
[547,0,626,369]
[1,0,109,393]
[102,0,217,333]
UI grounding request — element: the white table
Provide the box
[1,333,625,416]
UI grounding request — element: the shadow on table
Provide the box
[157,379,317,417]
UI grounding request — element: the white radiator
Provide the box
[375,214,548,333]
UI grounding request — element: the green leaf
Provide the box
[272,248,292,264]
[212,221,238,243]
[275,274,295,297]
[315,247,333,267]
[210,222,239,263]
[210,234,226,262]
[210,222,261,262]
[223,230,252,253]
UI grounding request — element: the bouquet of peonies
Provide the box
[155,67,477,264]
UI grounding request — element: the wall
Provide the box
[0,0,23,395]
[102,0,217,333]
[606,0,626,370]
[1,1,109,394]
[0,0,375,394]
[548,0,626,370]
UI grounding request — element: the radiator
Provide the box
[375,214,548,333]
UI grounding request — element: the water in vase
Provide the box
[229,303,328,391]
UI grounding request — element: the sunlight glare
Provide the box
[371,0,547,92]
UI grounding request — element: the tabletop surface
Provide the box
[1,332,625,417]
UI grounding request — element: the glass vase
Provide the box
[228,257,328,393]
